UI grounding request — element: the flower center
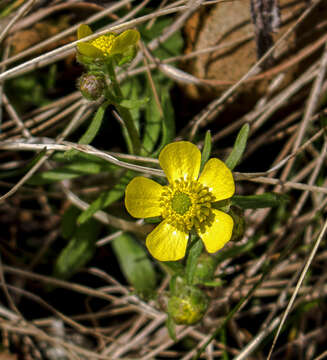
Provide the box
[171,191,192,215]
[91,34,115,56]
[160,178,215,232]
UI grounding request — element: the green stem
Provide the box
[106,61,141,154]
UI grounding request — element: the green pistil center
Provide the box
[171,191,192,215]
[160,179,215,232]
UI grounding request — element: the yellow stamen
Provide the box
[91,34,115,56]
[160,178,215,232]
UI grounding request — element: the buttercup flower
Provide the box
[76,24,140,61]
[125,141,235,262]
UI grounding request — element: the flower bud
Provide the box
[78,73,105,101]
[193,253,216,285]
[168,284,209,325]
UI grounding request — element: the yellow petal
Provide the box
[110,29,140,55]
[198,158,235,201]
[77,24,93,40]
[77,42,104,58]
[199,209,233,253]
[125,177,163,218]
[146,220,189,261]
[159,141,201,184]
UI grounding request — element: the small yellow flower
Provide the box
[76,24,140,59]
[125,141,235,261]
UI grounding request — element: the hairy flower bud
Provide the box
[78,73,105,101]
[193,253,216,285]
[168,282,209,325]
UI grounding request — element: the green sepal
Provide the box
[144,216,162,224]
[212,198,231,213]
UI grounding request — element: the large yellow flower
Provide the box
[125,142,235,261]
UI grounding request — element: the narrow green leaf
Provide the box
[27,161,105,185]
[54,219,100,280]
[166,314,177,341]
[155,88,175,155]
[79,102,108,145]
[121,77,142,127]
[112,233,156,297]
[119,97,149,109]
[203,280,223,287]
[232,193,289,209]
[77,172,132,225]
[185,238,204,285]
[225,123,250,170]
[28,168,84,184]
[61,206,80,240]
[142,81,163,154]
[200,130,212,171]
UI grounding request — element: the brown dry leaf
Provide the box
[8,15,74,55]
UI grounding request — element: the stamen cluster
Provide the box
[160,178,215,232]
[91,34,115,56]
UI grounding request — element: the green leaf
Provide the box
[141,17,183,59]
[185,238,204,285]
[28,168,84,185]
[27,160,105,185]
[119,97,149,109]
[112,233,156,297]
[154,87,175,155]
[64,102,108,160]
[77,172,132,225]
[61,206,80,240]
[166,314,177,341]
[203,280,223,287]
[142,81,163,154]
[225,123,250,170]
[121,76,142,128]
[200,130,212,171]
[79,101,108,145]
[53,219,100,280]
[232,193,289,209]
